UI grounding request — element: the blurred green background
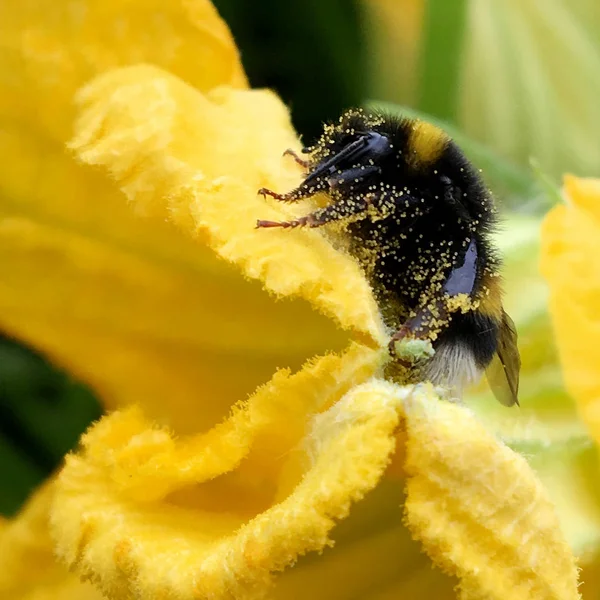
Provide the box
[2,0,600,516]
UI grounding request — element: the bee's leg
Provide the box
[259,132,387,204]
[256,194,372,229]
[388,238,478,355]
[257,165,383,229]
[283,148,310,169]
[388,299,450,355]
[257,164,380,204]
[257,142,369,203]
[257,183,319,203]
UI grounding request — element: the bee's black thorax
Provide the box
[304,110,500,337]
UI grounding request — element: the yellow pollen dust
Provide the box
[446,293,479,314]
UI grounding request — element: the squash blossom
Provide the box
[0,1,598,599]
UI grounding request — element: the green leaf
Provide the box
[0,434,45,516]
[418,0,467,123]
[530,157,564,208]
[213,0,366,141]
[0,336,102,515]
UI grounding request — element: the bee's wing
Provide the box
[486,311,521,406]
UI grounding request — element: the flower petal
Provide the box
[0,0,246,144]
[0,1,382,431]
[272,488,457,600]
[0,481,104,600]
[0,163,350,433]
[58,344,382,502]
[51,374,401,600]
[540,175,600,444]
[404,395,581,600]
[50,378,578,599]
[70,65,385,343]
[0,65,383,432]
[0,1,256,429]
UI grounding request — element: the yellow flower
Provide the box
[542,176,600,444]
[0,1,590,599]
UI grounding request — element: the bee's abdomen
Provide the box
[421,309,499,394]
[438,310,499,370]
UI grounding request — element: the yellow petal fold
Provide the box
[51,378,579,600]
[51,376,400,600]
[0,157,350,433]
[0,60,385,431]
[61,344,382,503]
[0,481,103,600]
[0,0,246,144]
[404,396,581,600]
[70,65,385,343]
[0,68,386,433]
[541,175,600,444]
[0,0,258,429]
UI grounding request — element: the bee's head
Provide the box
[302,125,393,191]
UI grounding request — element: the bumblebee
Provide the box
[256,109,520,406]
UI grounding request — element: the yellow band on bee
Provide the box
[478,273,504,320]
[407,120,448,168]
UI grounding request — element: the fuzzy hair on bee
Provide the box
[256,109,521,406]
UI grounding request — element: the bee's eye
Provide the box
[360,131,392,162]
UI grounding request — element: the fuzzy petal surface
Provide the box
[49,381,580,600]
[541,175,600,443]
